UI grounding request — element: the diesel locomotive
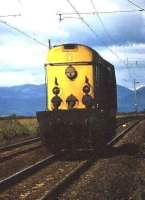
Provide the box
[37,44,117,152]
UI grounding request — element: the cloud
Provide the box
[70,12,145,47]
[1,0,145,47]
[0,0,145,88]
[0,38,46,69]
[0,0,20,15]
[0,70,44,86]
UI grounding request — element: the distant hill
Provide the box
[117,85,134,112]
[0,84,145,116]
[0,84,46,116]
[117,85,145,112]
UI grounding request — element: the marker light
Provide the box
[82,94,93,109]
[51,96,62,110]
[66,94,78,109]
[83,85,90,94]
[52,87,60,95]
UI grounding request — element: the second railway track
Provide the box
[39,120,141,200]
[0,142,42,163]
[0,118,137,164]
[0,136,41,152]
[0,137,42,163]
[0,119,141,199]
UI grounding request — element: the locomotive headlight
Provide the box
[66,94,78,109]
[65,65,77,80]
[52,86,60,95]
[51,96,62,110]
[83,85,90,94]
[82,94,93,109]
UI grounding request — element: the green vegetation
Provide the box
[0,117,38,146]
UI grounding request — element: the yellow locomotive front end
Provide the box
[37,43,117,152]
[45,44,94,111]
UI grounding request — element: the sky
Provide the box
[0,0,145,89]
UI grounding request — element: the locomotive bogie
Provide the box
[37,109,111,152]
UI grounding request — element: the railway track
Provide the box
[39,120,141,200]
[0,137,42,163]
[108,120,140,146]
[0,116,135,154]
[0,118,134,164]
[0,119,140,199]
[0,142,42,163]
[0,153,60,192]
[0,136,40,152]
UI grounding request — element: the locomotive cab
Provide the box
[37,44,117,152]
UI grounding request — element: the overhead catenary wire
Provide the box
[66,0,138,82]
[57,8,144,17]
[0,20,49,48]
[17,0,23,6]
[90,0,118,45]
[127,0,145,10]
[123,0,145,80]
[0,14,21,18]
[0,0,22,18]
[17,0,23,16]
[66,0,125,63]
[0,0,48,48]
[89,0,131,78]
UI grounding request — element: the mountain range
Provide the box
[0,84,145,116]
[117,85,145,113]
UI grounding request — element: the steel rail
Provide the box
[0,153,60,192]
[108,120,140,146]
[0,115,140,152]
[0,143,42,163]
[0,120,141,197]
[38,120,141,200]
[0,137,40,152]
[39,157,97,200]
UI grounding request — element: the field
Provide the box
[0,117,38,146]
[0,112,144,147]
